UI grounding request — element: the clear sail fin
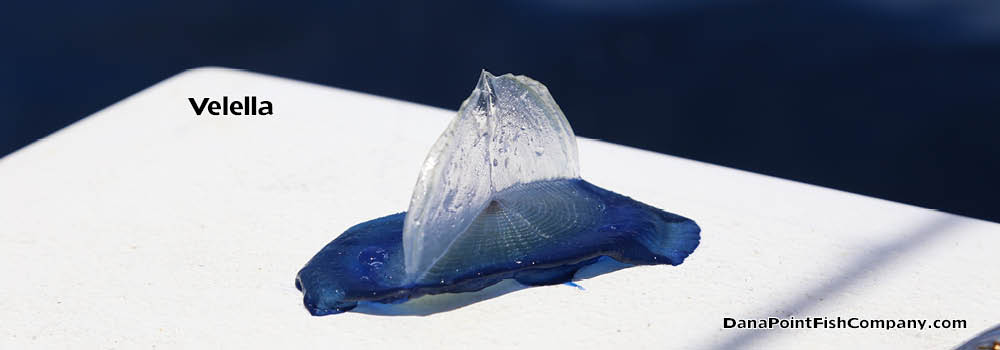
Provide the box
[402,71,580,281]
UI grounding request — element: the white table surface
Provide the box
[1,67,997,349]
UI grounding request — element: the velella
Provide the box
[955,324,1000,350]
[295,71,701,316]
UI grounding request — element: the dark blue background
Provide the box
[3,1,998,221]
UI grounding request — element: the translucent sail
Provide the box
[402,71,580,282]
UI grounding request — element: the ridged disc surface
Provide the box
[419,180,604,284]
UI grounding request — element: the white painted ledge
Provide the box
[1,67,997,349]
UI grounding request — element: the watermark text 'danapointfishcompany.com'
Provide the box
[724,317,966,331]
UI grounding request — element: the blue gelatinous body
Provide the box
[295,178,700,316]
[955,324,1000,350]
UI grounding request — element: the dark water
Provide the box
[3,1,998,221]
